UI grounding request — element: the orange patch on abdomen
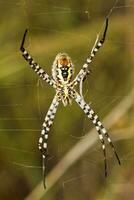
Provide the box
[59,58,69,66]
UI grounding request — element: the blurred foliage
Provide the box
[0,0,134,200]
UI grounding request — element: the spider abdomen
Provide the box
[52,53,74,84]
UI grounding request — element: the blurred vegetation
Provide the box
[0,0,134,200]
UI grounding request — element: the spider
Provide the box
[20,18,121,188]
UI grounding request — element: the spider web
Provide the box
[0,0,134,199]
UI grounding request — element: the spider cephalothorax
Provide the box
[20,18,121,189]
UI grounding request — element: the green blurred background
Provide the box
[0,0,134,199]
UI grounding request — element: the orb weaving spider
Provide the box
[20,18,121,188]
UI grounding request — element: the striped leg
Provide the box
[73,92,121,176]
[73,18,108,86]
[38,95,60,188]
[97,128,107,177]
[20,29,55,87]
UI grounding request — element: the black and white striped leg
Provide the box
[20,29,55,87]
[38,95,60,188]
[99,125,121,166]
[73,92,121,176]
[97,127,107,177]
[73,18,108,86]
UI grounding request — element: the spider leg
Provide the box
[20,29,55,87]
[97,128,108,177]
[38,95,60,188]
[73,18,108,86]
[73,91,121,176]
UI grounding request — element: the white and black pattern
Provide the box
[38,95,59,188]
[20,18,121,189]
[20,29,55,87]
[73,91,120,176]
[73,18,108,86]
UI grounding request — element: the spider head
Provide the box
[52,53,74,83]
